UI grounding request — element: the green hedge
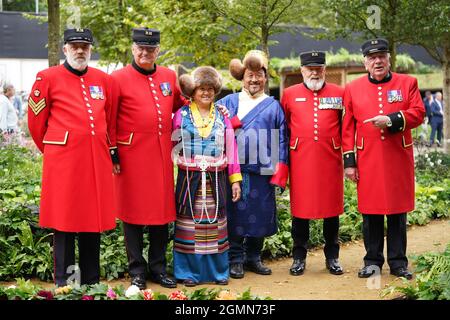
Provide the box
[0,144,448,281]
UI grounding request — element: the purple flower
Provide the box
[81,295,94,300]
[37,290,54,300]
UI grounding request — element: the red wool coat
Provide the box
[28,64,117,232]
[281,83,344,219]
[111,64,186,225]
[342,73,425,214]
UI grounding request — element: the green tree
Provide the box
[2,0,47,12]
[60,0,150,67]
[149,0,255,68]
[210,0,300,61]
[401,0,450,153]
[313,0,419,71]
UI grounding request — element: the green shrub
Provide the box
[383,243,450,300]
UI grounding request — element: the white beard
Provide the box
[304,78,324,91]
[66,53,90,71]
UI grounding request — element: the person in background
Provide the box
[0,84,19,133]
[429,91,444,147]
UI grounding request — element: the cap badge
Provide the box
[371,40,378,44]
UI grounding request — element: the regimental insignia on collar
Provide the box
[387,90,403,103]
[28,97,46,116]
[160,82,172,96]
[89,85,105,100]
[318,97,343,110]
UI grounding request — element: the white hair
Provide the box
[64,43,91,70]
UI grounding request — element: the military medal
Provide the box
[387,90,402,103]
[319,97,343,110]
[160,82,172,96]
[89,86,104,100]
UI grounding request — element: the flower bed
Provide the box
[0,279,268,300]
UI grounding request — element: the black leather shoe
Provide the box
[131,274,146,290]
[215,279,228,285]
[229,263,244,279]
[325,259,344,275]
[244,261,272,275]
[358,265,381,278]
[390,267,413,280]
[290,259,306,276]
[149,273,177,288]
[183,279,198,287]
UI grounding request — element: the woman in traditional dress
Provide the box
[172,66,242,286]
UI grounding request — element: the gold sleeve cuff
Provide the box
[229,173,243,184]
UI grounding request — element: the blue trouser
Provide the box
[429,117,443,144]
[228,234,265,264]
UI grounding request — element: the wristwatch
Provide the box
[386,117,392,127]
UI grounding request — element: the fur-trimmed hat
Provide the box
[229,50,269,81]
[179,66,222,97]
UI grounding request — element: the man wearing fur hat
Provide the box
[172,66,242,287]
[281,51,344,276]
[110,28,187,289]
[216,50,289,279]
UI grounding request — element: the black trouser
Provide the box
[362,213,408,270]
[228,234,265,264]
[53,231,100,286]
[291,216,340,260]
[123,222,169,277]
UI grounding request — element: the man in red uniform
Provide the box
[111,28,186,289]
[28,28,117,286]
[281,52,344,276]
[342,39,424,280]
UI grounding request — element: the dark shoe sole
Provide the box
[244,265,272,275]
[183,280,198,287]
[358,271,376,278]
[390,272,413,280]
[229,273,244,279]
[328,269,344,275]
[290,269,304,276]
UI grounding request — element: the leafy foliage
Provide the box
[383,243,450,300]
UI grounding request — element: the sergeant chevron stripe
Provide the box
[28,97,46,115]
